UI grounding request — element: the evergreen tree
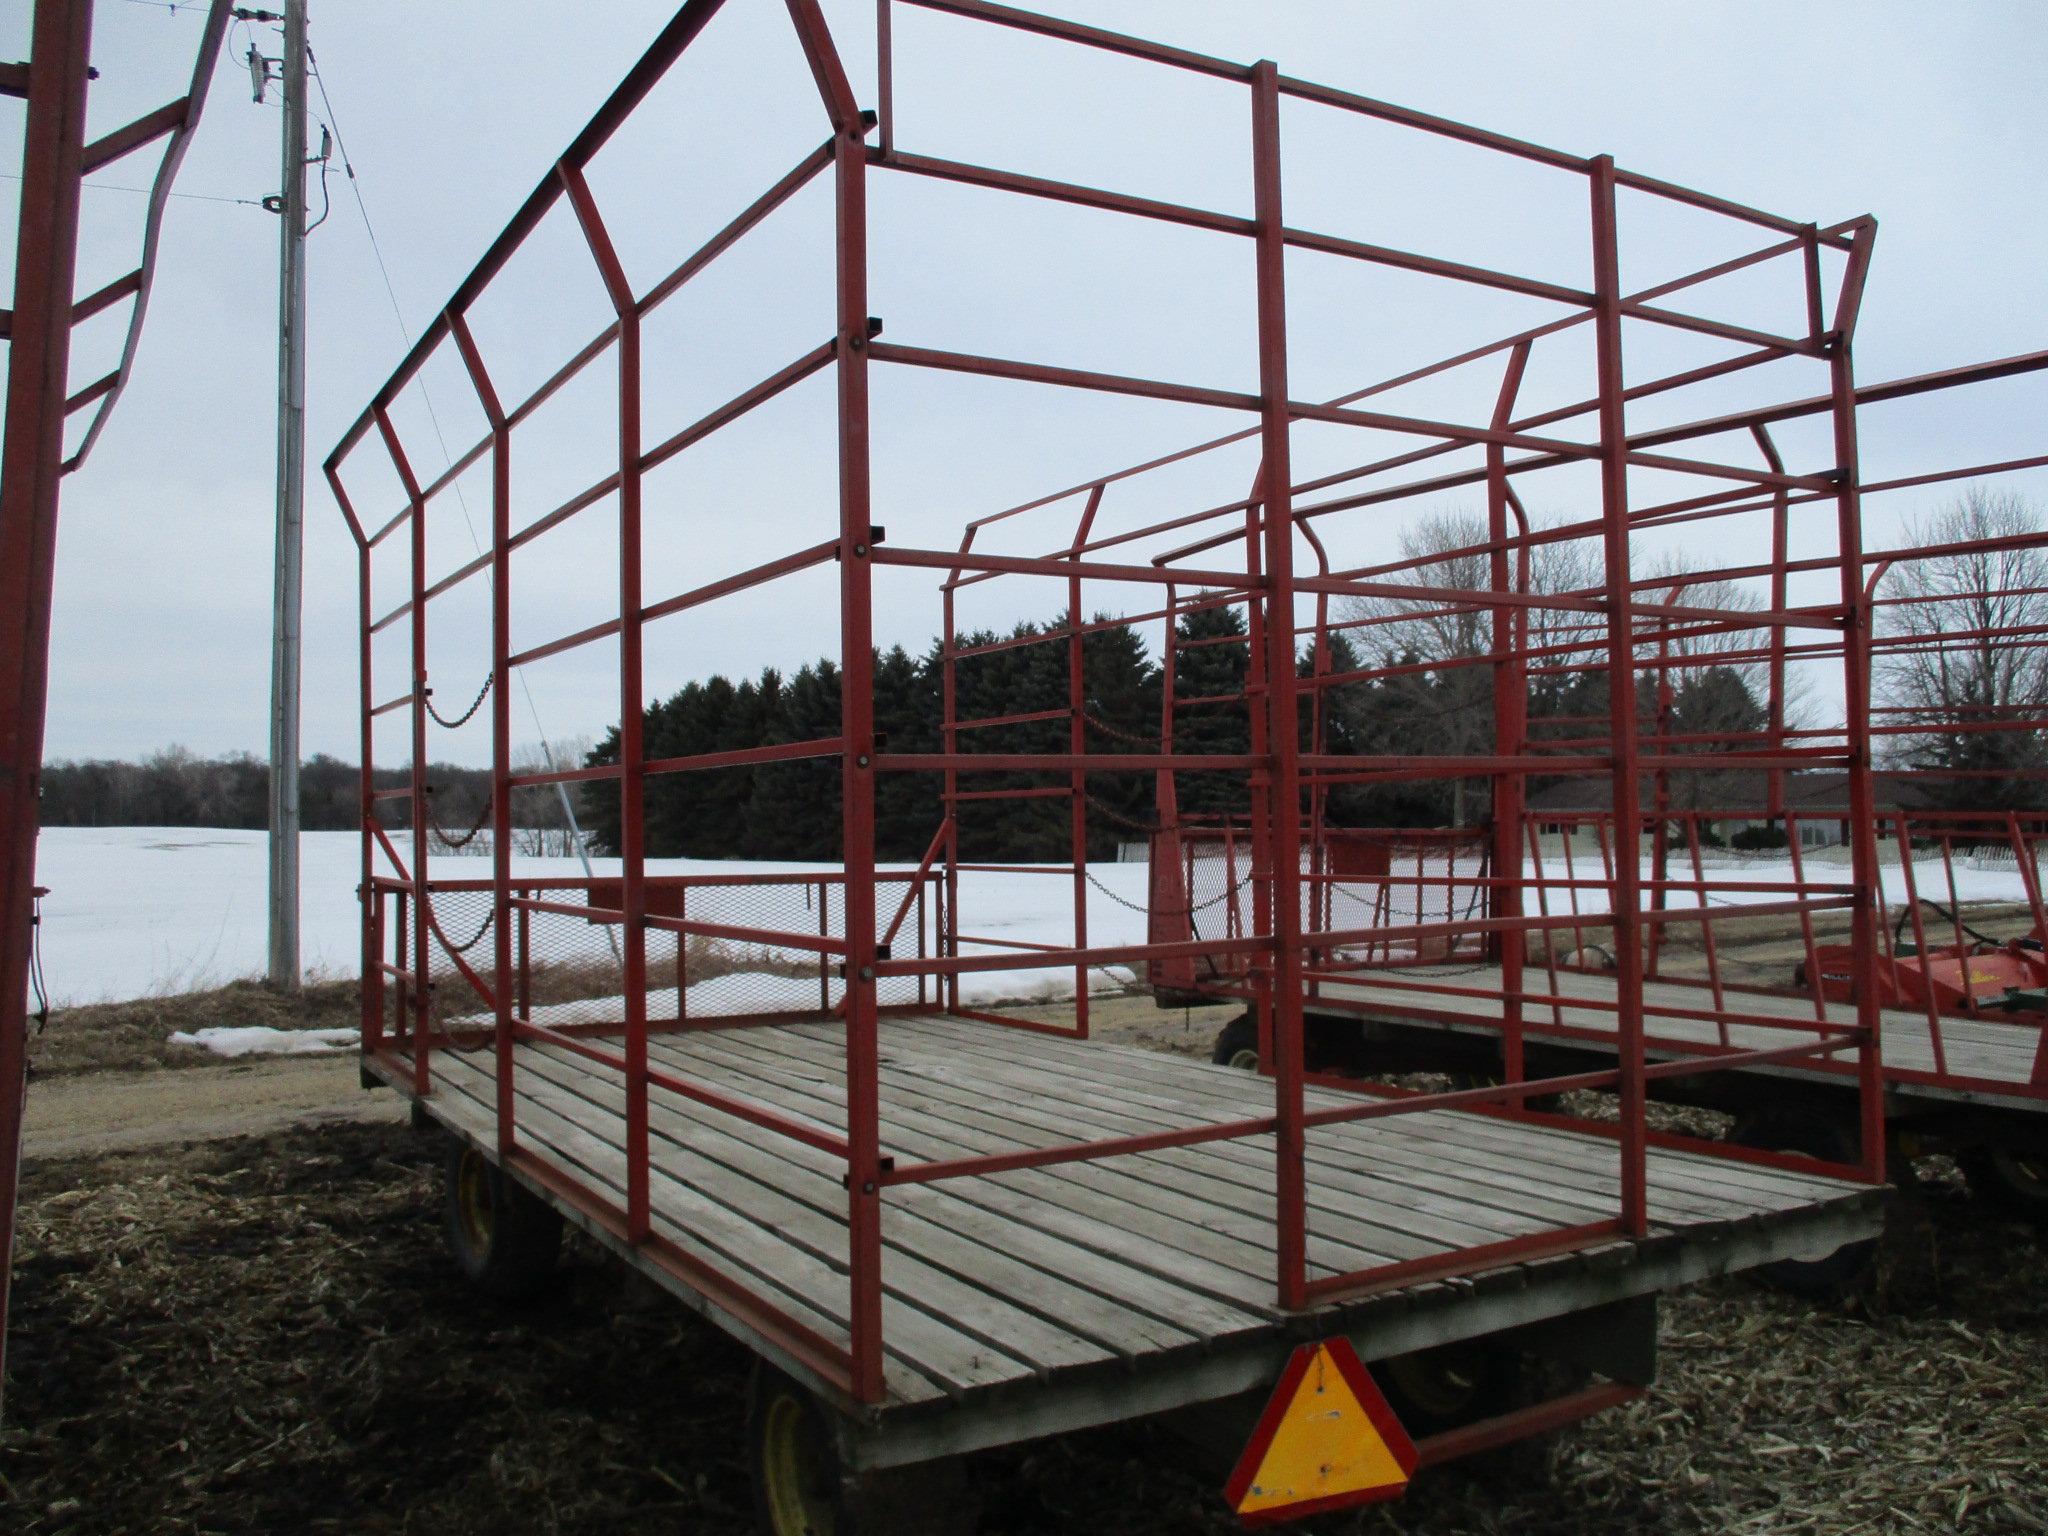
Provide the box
[753,660,843,860]
[1172,599,1251,822]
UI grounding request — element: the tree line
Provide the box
[577,597,1777,862]
[35,749,496,832]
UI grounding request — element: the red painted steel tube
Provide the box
[880,1111,1286,1187]
[1489,344,1531,1087]
[1249,61,1311,1313]
[64,2,230,472]
[515,144,660,1244]
[325,0,737,466]
[1305,1220,1627,1304]
[512,1018,853,1158]
[901,0,1251,82]
[450,310,518,1157]
[644,734,847,779]
[638,910,852,956]
[783,0,887,1404]
[372,407,436,1099]
[875,931,1272,977]
[0,0,94,1393]
[1068,485,1103,1037]
[1588,156,1649,1238]
[1415,1383,1644,1468]
[1827,225,1888,1186]
[504,1144,860,1398]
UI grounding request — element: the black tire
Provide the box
[1375,1341,1521,1438]
[1957,1144,2048,1227]
[1726,1107,1875,1296]
[441,1138,564,1301]
[748,1366,976,1536]
[1212,1015,1260,1072]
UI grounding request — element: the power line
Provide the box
[0,170,262,207]
[305,44,607,893]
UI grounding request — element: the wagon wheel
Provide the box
[1957,1144,2048,1228]
[1726,1107,1875,1296]
[749,1366,977,1536]
[752,1369,843,1536]
[1211,1014,1261,1071]
[1210,1013,1363,1075]
[1377,1341,1521,1437]
[441,1139,563,1301]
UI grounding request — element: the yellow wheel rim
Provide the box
[456,1147,495,1254]
[761,1392,836,1536]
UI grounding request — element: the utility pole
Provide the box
[257,0,307,990]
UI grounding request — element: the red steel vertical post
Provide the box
[374,408,434,1098]
[1827,241,1887,1182]
[784,0,885,1402]
[1754,424,1791,821]
[1587,155,1648,1235]
[326,471,376,1057]
[1487,343,1530,1086]
[350,518,377,1054]
[1250,59,1309,1308]
[1242,484,1271,1063]
[1068,484,1103,1036]
[0,0,94,1397]
[941,582,961,1014]
[561,162,650,1241]
[449,310,516,1155]
[834,103,886,1409]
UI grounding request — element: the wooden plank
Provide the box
[697,1022,1571,1253]
[643,1032,1342,1295]
[431,1053,1037,1400]
[488,1049,1119,1381]
[1315,965,2039,1084]
[420,1052,949,1404]
[879,1013,1830,1222]
[730,1017,1654,1246]
[508,1044,1271,1338]
[508,1043,1227,1363]
[897,1010,1867,1209]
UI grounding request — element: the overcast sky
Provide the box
[6,0,2045,771]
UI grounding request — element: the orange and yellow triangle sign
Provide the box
[1223,1338,1418,1524]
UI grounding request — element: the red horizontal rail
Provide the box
[879,1110,1280,1187]
[514,1018,852,1157]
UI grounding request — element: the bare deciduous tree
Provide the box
[1875,487,2048,805]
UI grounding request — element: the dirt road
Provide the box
[17,990,1224,1161]
[21,1053,407,1160]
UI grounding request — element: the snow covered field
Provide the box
[29,826,2048,1011]
[27,827,1155,1009]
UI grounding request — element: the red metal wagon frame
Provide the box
[326,0,1912,1406]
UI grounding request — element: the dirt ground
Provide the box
[3,951,2046,1534]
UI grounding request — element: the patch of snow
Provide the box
[168,1025,359,1057]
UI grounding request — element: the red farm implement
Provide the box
[301,1,1994,1524]
[1143,328,2048,1231]
[0,0,231,1404]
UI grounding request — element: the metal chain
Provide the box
[427,790,493,851]
[1080,707,1158,747]
[426,671,493,729]
[438,900,495,954]
[1085,866,1252,918]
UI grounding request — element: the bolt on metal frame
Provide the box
[330,0,1903,1404]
